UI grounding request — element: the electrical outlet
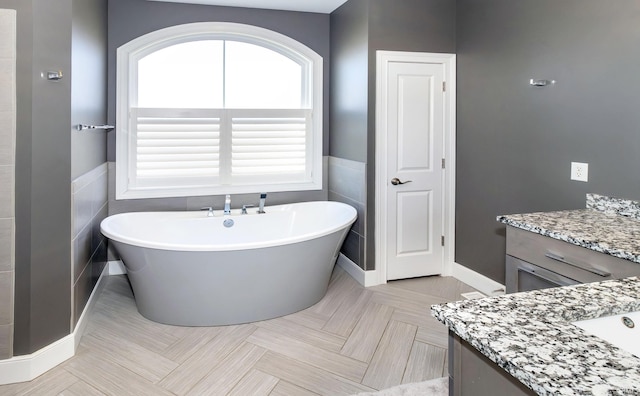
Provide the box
[571,162,589,182]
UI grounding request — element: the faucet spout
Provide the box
[258,193,267,214]
[224,194,231,215]
[200,207,214,217]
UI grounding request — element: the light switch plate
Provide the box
[571,162,589,182]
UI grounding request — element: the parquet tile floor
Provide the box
[0,267,475,395]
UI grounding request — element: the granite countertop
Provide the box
[497,194,640,264]
[432,194,640,395]
[432,278,640,395]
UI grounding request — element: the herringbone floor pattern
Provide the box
[0,267,475,395]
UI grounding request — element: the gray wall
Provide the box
[71,0,107,179]
[106,0,330,214]
[456,0,640,283]
[329,0,369,163]
[4,0,107,356]
[10,0,73,355]
[328,0,369,269]
[329,0,456,270]
[70,0,108,330]
[107,0,330,160]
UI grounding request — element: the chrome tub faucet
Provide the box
[258,193,267,214]
[224,194,231,215]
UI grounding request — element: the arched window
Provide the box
[115,22,322,199]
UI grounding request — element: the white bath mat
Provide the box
[352,377,448,396]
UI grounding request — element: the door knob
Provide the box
[390,177,412,185]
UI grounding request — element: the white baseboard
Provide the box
[451,262,505,296]
[0,264,110,385]
[0,333,75,385]
[336,254,382,287]
[108,260,127,275]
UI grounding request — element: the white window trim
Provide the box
[116,22,323,200]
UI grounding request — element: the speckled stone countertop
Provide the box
[432,278,640,395]
[432,194,640,395]
[496,193,640,264]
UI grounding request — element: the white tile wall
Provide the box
[0,8,16,360]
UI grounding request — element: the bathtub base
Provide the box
[111,229,347,326]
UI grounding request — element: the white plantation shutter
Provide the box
[230,109,311,183]
[129,108,222,190]
[127,108,313,193]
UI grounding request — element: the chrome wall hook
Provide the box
[529,79,556,87]
[76,124,114,131]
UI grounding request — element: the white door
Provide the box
[384,59,445,280]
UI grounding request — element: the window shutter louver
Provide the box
[131,108,221,187]
[129,108,312,189]
[230,110,310,181]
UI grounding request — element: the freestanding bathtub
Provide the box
[100,201,356,326]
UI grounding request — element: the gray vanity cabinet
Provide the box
[505,226,640,293]
[448,332,536,396]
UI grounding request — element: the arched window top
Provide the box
[123,22,318,67]
[116,22,323,199]
[119,22,321,110]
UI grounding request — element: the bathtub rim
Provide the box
[101,200,357,252]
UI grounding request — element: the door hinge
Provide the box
[442,81,446,92]
[441,158,446,169]
[441,236,445,246]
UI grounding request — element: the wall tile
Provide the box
[329,157,367,271]
[107,242,119,262]
[0,7,15,360]
[91,203,107,254]
[0,59,14,113]
[0,218,12,272]
[329,191,365,236]
[72,239,107,328]
[0,9,16,59]
[359,234,367,271]
[0,270,13,325]
[341,230,363,270]
[71,163,106,194]
[72,183,93,239]
[0,111,14,166]
[91,169,108,217]
[73,224,91,284]
[90,241,107,288]
[0,323,12,359]
[72,264,91,328]
[328,156,366,203]
[0,165,13,219]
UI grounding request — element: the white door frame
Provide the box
[374,51,456,285]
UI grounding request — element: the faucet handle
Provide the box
[200,207,214,217]
[241,204,255,215]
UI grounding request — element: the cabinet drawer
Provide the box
[506,226,640,284]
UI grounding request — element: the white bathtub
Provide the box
[101,201,357,326]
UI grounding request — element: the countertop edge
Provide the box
[496,213,640,264]
[431,278,640,395]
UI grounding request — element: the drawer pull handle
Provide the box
[544,252,611,277]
